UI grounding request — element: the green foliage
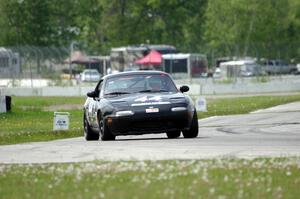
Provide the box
[0,0,52,45]
[0,0,208,53]
[204,0,300,60]
[0,0,299,60]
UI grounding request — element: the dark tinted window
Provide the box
[164,59,188,73]
[104,73,178,94]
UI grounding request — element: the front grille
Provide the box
[131,120,178,132]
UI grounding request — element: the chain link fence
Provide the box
[0,46,110,87]
[0,46,69,79]
[0,44,299,87]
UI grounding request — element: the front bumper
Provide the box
[106,108,192,135]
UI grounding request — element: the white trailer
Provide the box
[162,53,207,79]
[219,59,263,78]
[0,47,21,78]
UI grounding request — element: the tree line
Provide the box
[0,0,299,61]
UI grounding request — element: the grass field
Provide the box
[197,94,300,118]
[0,94,300,145]
[0,158,299,199]
[0,96,85,145]
[1,95,300,198]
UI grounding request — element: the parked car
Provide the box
[296,63,300,74]
[80,69,101,82]
[213,67,221,78]
[262,60,297,75]
[83,71,198,141]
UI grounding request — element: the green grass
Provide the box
[0,158,299,199]
[1,94,300,145]
[197,94,300,119]
[1,96,300,198]
[0,96,85,145]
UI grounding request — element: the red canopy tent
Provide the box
[134,50,162,65]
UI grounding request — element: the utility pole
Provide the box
[69,41,77,85]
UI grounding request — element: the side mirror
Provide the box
[179,85,189,93]
[87,91,98,98]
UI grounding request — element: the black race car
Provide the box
[83,71,198,141]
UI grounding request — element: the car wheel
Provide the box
[83,114,99,141]
[182,110,199,138]
[98,116,115,141]
[166,131,181,139]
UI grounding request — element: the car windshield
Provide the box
[103,73,178,95]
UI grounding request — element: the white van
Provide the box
[80,69,101,82]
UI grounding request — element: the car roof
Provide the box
[102,71,170,80]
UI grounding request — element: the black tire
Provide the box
[83,114,99,141]
[182,110,199,138]
[166,131,181,139]
[98,115,115,141]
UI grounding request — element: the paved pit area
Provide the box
[0,102,300,164]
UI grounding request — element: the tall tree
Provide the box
[204,0,300,60]
[1,0,52,45]
[93,0,208,52]
[49,0,82,46]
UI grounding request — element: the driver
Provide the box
[148,78,162,91]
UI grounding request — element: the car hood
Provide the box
[106,92,187,107]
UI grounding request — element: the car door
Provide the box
[88,80,103,128]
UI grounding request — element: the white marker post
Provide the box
[0,96,6,113]
[195,97,207,112]
[53,112,70,131]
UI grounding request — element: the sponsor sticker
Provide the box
[131,101,170,106]
[132,95,169,106]
[134,96,162,102]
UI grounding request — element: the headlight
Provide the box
[171,107,187,112]
[116,110,134,117]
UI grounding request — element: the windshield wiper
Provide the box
[105,91,131,95]
[138,89,169,93]
[138,89,152,93]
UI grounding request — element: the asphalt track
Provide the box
[0,102,300,164]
